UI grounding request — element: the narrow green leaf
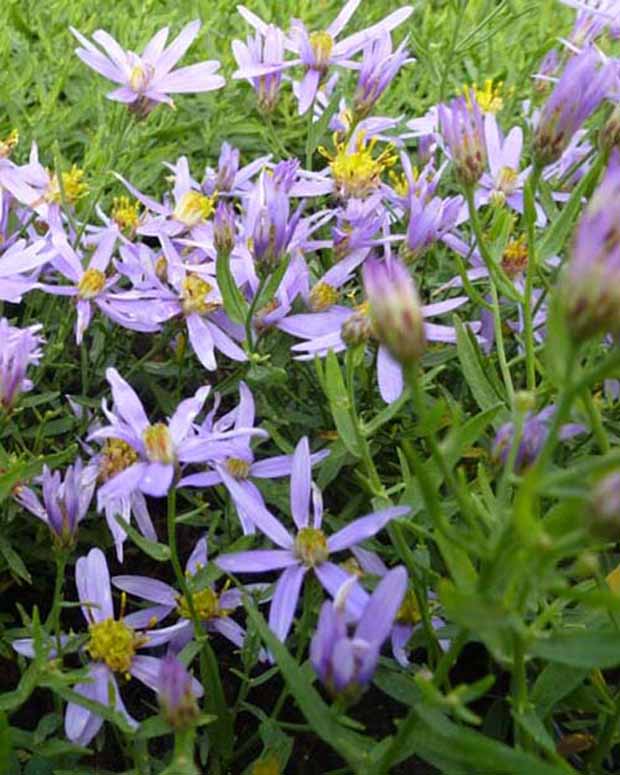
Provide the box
[529,630,620,668]
[324,350,360,456]
[454,316,505,416]
[114,514,171,562]
[216,250,248,325]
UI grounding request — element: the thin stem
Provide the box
[245,274,268,354]
[523,167,542,391]
[588,691,620,773]
[582,389,610,455]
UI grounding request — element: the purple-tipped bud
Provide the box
[158,654,202,730]
[561,151,620,342]
[534,49,560,94]
[1,320,44,412]
[252,192,301,272]
[362,257,426,366]
[533,48,613,167]
[403,194,461,261]
[590,472,620,539]
[214,200,236,256]
[438,90,487,187]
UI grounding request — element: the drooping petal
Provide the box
[268,564,307,641]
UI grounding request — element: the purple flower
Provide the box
[234,2,413,114]
[114,537,264,655]
[179,381,328,535]
[533,47,614,167]
[353,32,412,119]
[310,567,407,698]
[71,21,224,116]
[90,368,211,498]
[0,239,51,303]
[0,319,44,411]
[362,256,426,366]
[403,189,462,261]
[561,151,620,341]
[232,24,286,113]
[492,407,585,472]
[157,654,203,729]
[439,90,487,187]
[216,436,408,643]
[17,460,95,548]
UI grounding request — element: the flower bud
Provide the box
[362,257,426,366]
[214,200,236,256]
[157,654,202,730]
[438,90,487,187]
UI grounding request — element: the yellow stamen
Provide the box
[181,274,219,316]
[309,282,339,312]
[174,191,216,227]
[295,527,329,567]
[501,235,528,277]
[320,133,397,199]
[111,196,141,233]
[98,438,139,482]
[86,618,147,675]
[48,166,89,205]
[467,79,503,114]
[77,268,106,300]
[397,589,422,626]
[0,129,18,159]
[142,423,174,464]
[309,31,334,70]
[177,587,229,622]
[226,457,251,480]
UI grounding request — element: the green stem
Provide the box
[588,691,620,773]
[582,389,610,455]
[245,274,269,354]
[45,552,67,648]
[523,167,542,391]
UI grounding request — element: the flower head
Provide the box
[158,655,203,729]
[533,48,613,167]
[439,90,487,186]
[310,567,407,699]
[362,257,426,366]
[0,319,44,411]
[71,21,225,115]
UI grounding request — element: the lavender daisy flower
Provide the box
[216,436,408,642]
[492,406,585,473]
[64,548,192,746]
[234,2,413,114]
[202,142,271,199]
[71,21,224,116]
[561,151,620,341]
[439,90,487,187]
[114,536,266,654]
[533,47,614,167]
[0,319,45,411]
[16,460,95,548]
[402,188,462,261]
[362,256,426,367]
[179,382,329,535]
[310,567,407,699]
[90,368,211,498]
[232,24,286,113]
[353,32,412,119]
[157,654,203,729]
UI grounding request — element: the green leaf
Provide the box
[529,629,620,668]
[454,316,505,416]
[0,535,31,583]
[114,514,171,562]
[216,250,248,325]
[305,89,341,167]
[531,663,589,719]
[324,350,360,457]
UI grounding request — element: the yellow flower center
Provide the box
[48,166,89,205]
[310,31,334,70]
[396,589,422,626]
[0,129,18,159]
[181,275,219,316]
[86,617,146,675]
[111,196,141,233]
[226,457,251,480]
[177,587,228,622]
[309,282,339,312]
[295,527,329,567]
[501,235,528,277]
[99,438,139,482]
[77,268,106,299]
[321,134,397,199]
[174,191,216,227]
[129,62,154,92]
[468,79,503,113]
[142,423,175,464]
